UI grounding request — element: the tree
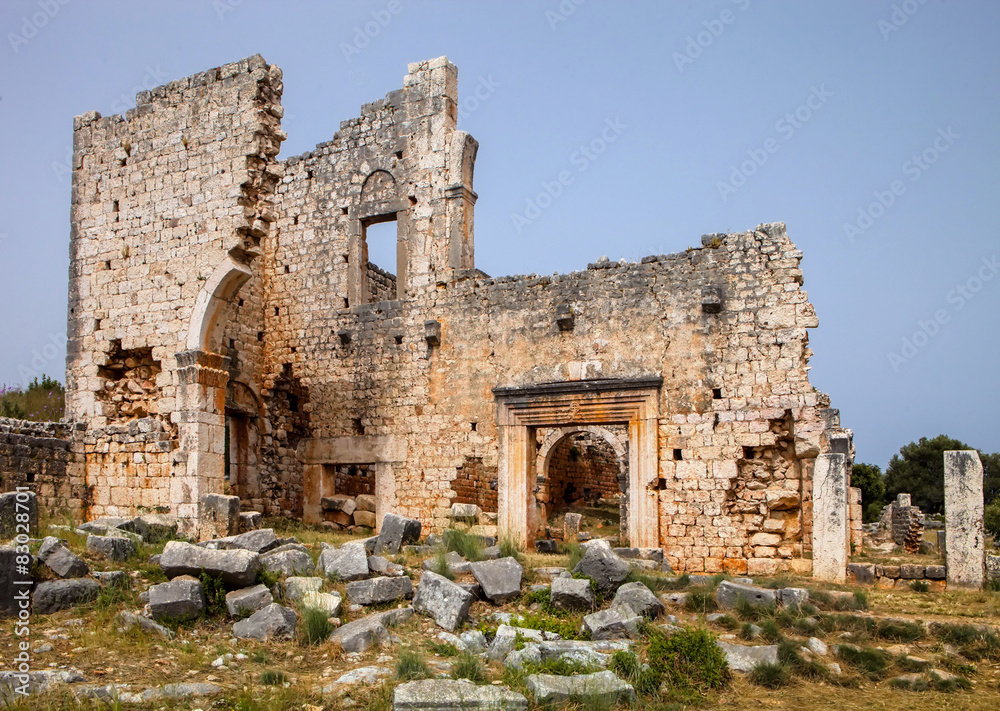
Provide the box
[851,462,885,523]
[884,435,1000,515]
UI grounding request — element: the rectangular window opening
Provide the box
[362,215,399,303]
[712,388,723,399]
[673,448,683,461]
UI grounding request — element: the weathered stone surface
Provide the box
[468,557,523,604]
[38,536,89,578]
[261,548,314,577]
[716,641,779,672]
[564,512,582,542]
[925,564,946,580]
[354,510,377,528]
[317,542,370,581]
[346,576,414,605]
[0,669,84,704]
[449,503,481,522]
[377,513,422,554]
[225,584,273,617]
[355,495,377,512]
[160,541,261,589]
[777,587,809,607]
[807,637,828,656]
[283,576,323,602]
[330,608,412,652]
[612,581,664,618]
[583,604,642,640]
[324,666,391,690]
[118,513,178,542]
[33,578,100,614]
[204,528,278,553]
[422,550,471,575]
[413,571,473,631]
[393,678,527,711]
[714,581,778,610]
[488,625,551,661]
[505,639,631,670]
[86,534,136,562]
[900,564,925,580]
[550,576,595,611]
[527,670,635,706]
[199,494,240,540]
[765,490,800,511]
[0,491,38,537]
[92,570,128,587]
[239,511,263,531]
[534,539,558,554]
[149,579,205,622]
[302,590,342,616]
[136,682,224,702]
[847,563,875,585]
[369,555,405,576]
[115,610,175,639]
[0,547,21,615]
[944,450,985,588]
[232,602,297,640]
[811,453,849,582]
[573,541,630,596]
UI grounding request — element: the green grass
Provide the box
[450,652,488,683]
[299,605,332,645]
[498,535,524,564]
[778,640,828,680]
[626,569,689,593]
[683,589,717,614]
[443,529,486,562]
[836,644,891,680]
[0,375,64,421]
[515,611,588,640]
[395,648,431,680]
[748,661,791,688]
[430,550,456,580]
[932,622,1000,661]
[609,650,660,695]
[199,569,228,617]
[646,625,730,701]
[565,541,585,570]
[810,589,868,611]
[427,640,461,656]
[260,670,288,686]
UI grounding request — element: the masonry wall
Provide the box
[0,418,86,517]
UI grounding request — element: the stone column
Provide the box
[944,450,985,589]
[497,424,532,550]
[172,350,230,539]
[812,453,848,582]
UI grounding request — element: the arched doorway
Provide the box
[537,428,628,541]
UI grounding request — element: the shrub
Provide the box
[516,611,588,640]
[256,569,280,589]
[450,652,487,683]
[874,619,925,642]
[647,626,730,699]
[748,661,790,688]
[395,648,430,681]
[778,640,827,679]
[683,590,717,614]
[260,670,288,686]
[430,550,455,581]
[929,669,972,692]
[933,623,1000,661]
[0,375,64,422]
[565,542,585,570]
[299,606,332,645]
[739,622,758,641]
[909,580,930,593]
[836,644,891,680]
[609,650,660,695]
[199,570,227,617]
[498,536,524,564]
[427,640,460,656]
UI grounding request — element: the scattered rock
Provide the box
[393,678,527,711]
[135,682,224,702]
[239,511,263,531]
[714,581,778,610]
[355,495,377,512]
[488,625,550,661]
[325,666,391,690]
[32,579,100,614]
[368,555,405,576]
[0,669,84,704]
[527,670,635,706]
[778,587,809,607]
[37,537,89,578]
[317,542,370,581]
[283,576,323,602]
[449,503,481,522]
[0,491,38,538]
[118,513,178,542]
[203,528,278,554]
[613,581,664,619]
[535,539,558,554]
[302,591,342,617]
[807,637,828,656]
[413,571,473,631]
[149,579,205,622]
[583,604,642,640]
[225,584,274,617]
[92,570,128,587]
[261,548,314,577]
[330,608,413,653]
[468,557,523,604]
[86,534,136,562]
[572,541,630,596]
[550,576,595,611]
[354,510,377,528]
[160,541,261,589]
[232,602,297,641]
[346,576,414,605]
[505,639,630,670]
[115,610,175,639]
[716,641,779,672]
[422,551,471,576]
[376,513,422,554]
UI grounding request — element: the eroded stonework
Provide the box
[55,55,853,571]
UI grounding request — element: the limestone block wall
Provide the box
[0,418,86,517]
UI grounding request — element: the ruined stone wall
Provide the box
[0,419,86,517]
[544,433,621,507]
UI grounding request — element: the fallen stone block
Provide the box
[283,576,323,602]
[118,513,178,543]
[535,539,558,554]
[354,510,377,528]
[346,576,414,605]
[714,581,778,610]
[583,604,642,640]
[0,491,38,538]
[0,669,84,704]
[355,495,377,512]
[239,511,263,532]
[33,579,100,614]
[149,579,205,622]
[317,542,370,581]
[393,678,527,711]
[422,551,471,575]
[202,528,278,554]
[377,513,422,554]
[488,625,551,661]
[469,556,523,604]
[330,608,412,653]
[550,576,595,611]
[260,548,314,577]
[322,495,357,515]
[160,541,260,589]
[505,639,631,670]
[449,503,481,523]
[115,610,175,639]
[302,591,342,616]
[225,584,273,617]
[134,682,224,703]
[527,670,635,707]
[777,587,809,607]
[38,536,89,578]
[199,493,240,539]
[86,534,136,562]
[612,581,664,619]
[92,570,128,587]
[323,666,392,691]
[716,641,779,672]
[232,603,297,641]
[368,555,405,576]
[572,541,630,596]
[847,563,876,585]
[413,571,473,631]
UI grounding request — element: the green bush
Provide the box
[0,375,64,422]
[260,670,288,686]
[933,623,1000,661]
[647,626,730,699]
[443,529,485,562]
[395,648,430,681]
[299,606,332,645]
[683,590,717,614]
[836,644,891,680]
[430,550,455,580]
[199,570,227,617]
[609,650,660,695]
[516,611,588,640]
[985,500,1000,539]
[427,640,460,656]
[451,652,487,683]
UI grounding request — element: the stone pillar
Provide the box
[172,350,230,539]
[944,450,985,589]
[812,453,848,582]
[497,424,532,550]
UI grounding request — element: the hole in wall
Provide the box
[673,448,683,461]
[394,334,403,345]
[712,388,723,399]
[470,422,477,431]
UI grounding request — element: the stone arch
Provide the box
[185,255,253,354]
[537,425,627,474]
[361,170,397,204]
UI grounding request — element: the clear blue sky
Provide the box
[1,0,998,471]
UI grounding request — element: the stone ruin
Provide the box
[876,493,925,554]
[0,54,863,579]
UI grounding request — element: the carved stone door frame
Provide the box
[492,377,662,549]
